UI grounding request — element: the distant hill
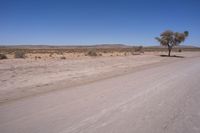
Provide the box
[144,45,199,48]
[93,44,129,48]
[0,44,131,49]
[0,44,199,49]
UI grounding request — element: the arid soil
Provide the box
[0,52,200,103]
[0,52,200,133]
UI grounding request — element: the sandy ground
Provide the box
[0,52,200,103]
[0,51,200,133]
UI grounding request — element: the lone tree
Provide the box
[155,30,189,56]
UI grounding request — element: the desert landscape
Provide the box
[0,45,199,103]
[1,0,200,132]
[0,46,200,133]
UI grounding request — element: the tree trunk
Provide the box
[168,46,172,56]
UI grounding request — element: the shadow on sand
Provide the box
[160,55,185,58]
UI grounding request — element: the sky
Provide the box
[0,0,200,46]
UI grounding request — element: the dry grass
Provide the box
[86,49,98,56]
[0,46,199,59]
[60,56,66,59]
[0,53,7,60]
[14,51,25,58]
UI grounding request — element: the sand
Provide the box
[0,51,200,133]
[0,52,200,103]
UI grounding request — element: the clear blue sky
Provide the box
[0,0,200,46]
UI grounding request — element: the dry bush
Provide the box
[135,46,144,53]
[49,53,53,57]
[14,51,25,58]
[35,56,41,59]
[86,49,98,56]
[131,46,144,55]
[0,53,7,60]
[60,56,66,59]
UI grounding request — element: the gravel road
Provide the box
[0,54,200,133]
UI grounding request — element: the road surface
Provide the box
[0,56,200,133]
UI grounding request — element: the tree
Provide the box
[155,30,189,56]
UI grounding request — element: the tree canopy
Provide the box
[155,30,189,56]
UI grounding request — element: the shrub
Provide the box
[14,51,25,58]
[0,53,7,60]
[135,46,144,53]
[178,49,182,52]
[60,56,66,59]
[87,49,97,56]
[131,46,144,55]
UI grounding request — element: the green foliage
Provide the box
[184,31,189,37]
[155,30,189,56]
[156,30,189,47]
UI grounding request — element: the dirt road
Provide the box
[0,53,200,133]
